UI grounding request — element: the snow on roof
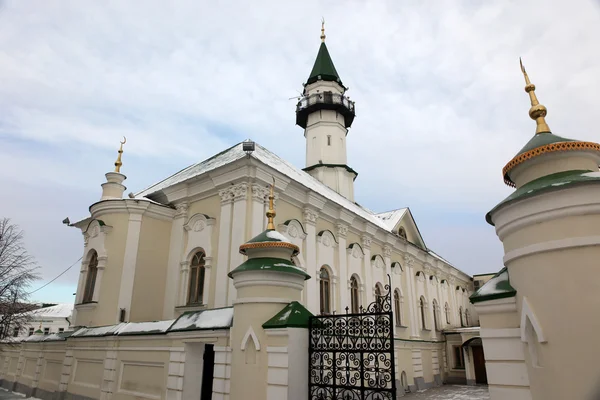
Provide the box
[27,303,74,319]
[71,323,127,338]
[374,208,408,230]
[169,307,234,332]
[136,142,463,274]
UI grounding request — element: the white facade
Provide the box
[11,304,73,338]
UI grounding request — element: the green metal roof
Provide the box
[306,42,342,86]
[245,229,287,244]
[228,257,311,280]
[513,132,576,157]
[262,301,314,329]
[487,170,600,225]
[469,267,516,304]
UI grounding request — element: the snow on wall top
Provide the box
[169,307,234,332]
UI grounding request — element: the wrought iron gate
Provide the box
[309,275,396,400]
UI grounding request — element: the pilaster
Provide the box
[250,184,269,237]
[163,202,188,319]
[227,183,248,306]
[213,346,232,400]
[361,234,373,306]
[404,254,420,338]
[99,349,118,400]
[303,208,319,314]
[214,188,233,307]
[166,350,185,400]
[117,213,143,323]
[336,223,349,311]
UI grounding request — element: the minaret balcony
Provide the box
[296,92,355,129]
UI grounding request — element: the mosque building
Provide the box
[0,25,479,400]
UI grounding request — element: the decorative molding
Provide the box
[218,188,233,204]
[472,296,517,315]
[520,297,546,343]
[183,213,216,232]
[317,230,337,248]
[251,184,270,202]
[371,255,385,269]
[383,246,392,258]
[241,326,261,351]
[347,243,364,259]
[174,202,189,218]
[303,208,318,225]
[403,254,415,268]
[336,223,348,238]
[277,219,307,240]
[232,182,248,201]
[361,235,372,249]
[504,235,600,264]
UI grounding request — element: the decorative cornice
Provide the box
[503,141,600,187]
[239,241,300,255]
[403,254,415,268]
[219,188,233,204]
[251,184,270,202]
[232,183,248,201]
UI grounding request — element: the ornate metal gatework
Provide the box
[308,275,396,400]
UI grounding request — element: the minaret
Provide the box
[100,137,127,200]
[296,21,357,201]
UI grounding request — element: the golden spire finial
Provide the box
[266,177,276,230]
[320,18,326,42]
[114,136,126,173]
[520,58,551,134]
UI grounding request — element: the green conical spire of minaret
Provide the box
[306,20,342,86]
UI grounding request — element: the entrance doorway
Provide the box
[471,346,488,384]
[200,344,215,399]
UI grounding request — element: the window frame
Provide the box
[187,251,206,305]
[319,267,331,314]
[453,345,465,369]
[82,251,99,303]
[350,276,360,314]
[394,290,402,326]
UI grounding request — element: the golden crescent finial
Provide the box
[320,18,326,42]
[519,58,550,134]
[266,177,276,230]
[114,136,126,173]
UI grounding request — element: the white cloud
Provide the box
[1,0,599,289]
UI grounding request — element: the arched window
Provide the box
[319,267,331,314]
[398,227,407,239]
[83,251,98,303]
[187,251,206,304]
[465,310,470,326]
[350,276,360,313]
[445,302,450,325]
[375,283,385,311]
[459,306,464,327]
[419,296,427,330]
[401,371,409,393]
[432,299,439,331]
[394,290,402,326]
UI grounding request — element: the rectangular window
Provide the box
[12,327,19,337]
[58,328,65,333]
[453,346,465,369]
[28,327,34,336]
[43,328,50,335]
[327,135,331,146]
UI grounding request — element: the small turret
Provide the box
[101,137,127,200]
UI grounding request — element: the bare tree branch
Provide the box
[0,218,40,341]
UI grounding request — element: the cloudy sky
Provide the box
[1,0,599,303]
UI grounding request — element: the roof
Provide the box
[374,208,408,230]
[469,267,516,304]
[228,257,310,280]
[306,42,342,86]
[487,170,600,225]
[136,142,465,276]
[239,229,300,256]
[26,303,73,319]
[502,132,600,187]
[263,301,314,329]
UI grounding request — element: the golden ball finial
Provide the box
[320,18,326,42]
[519,58,551,134]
